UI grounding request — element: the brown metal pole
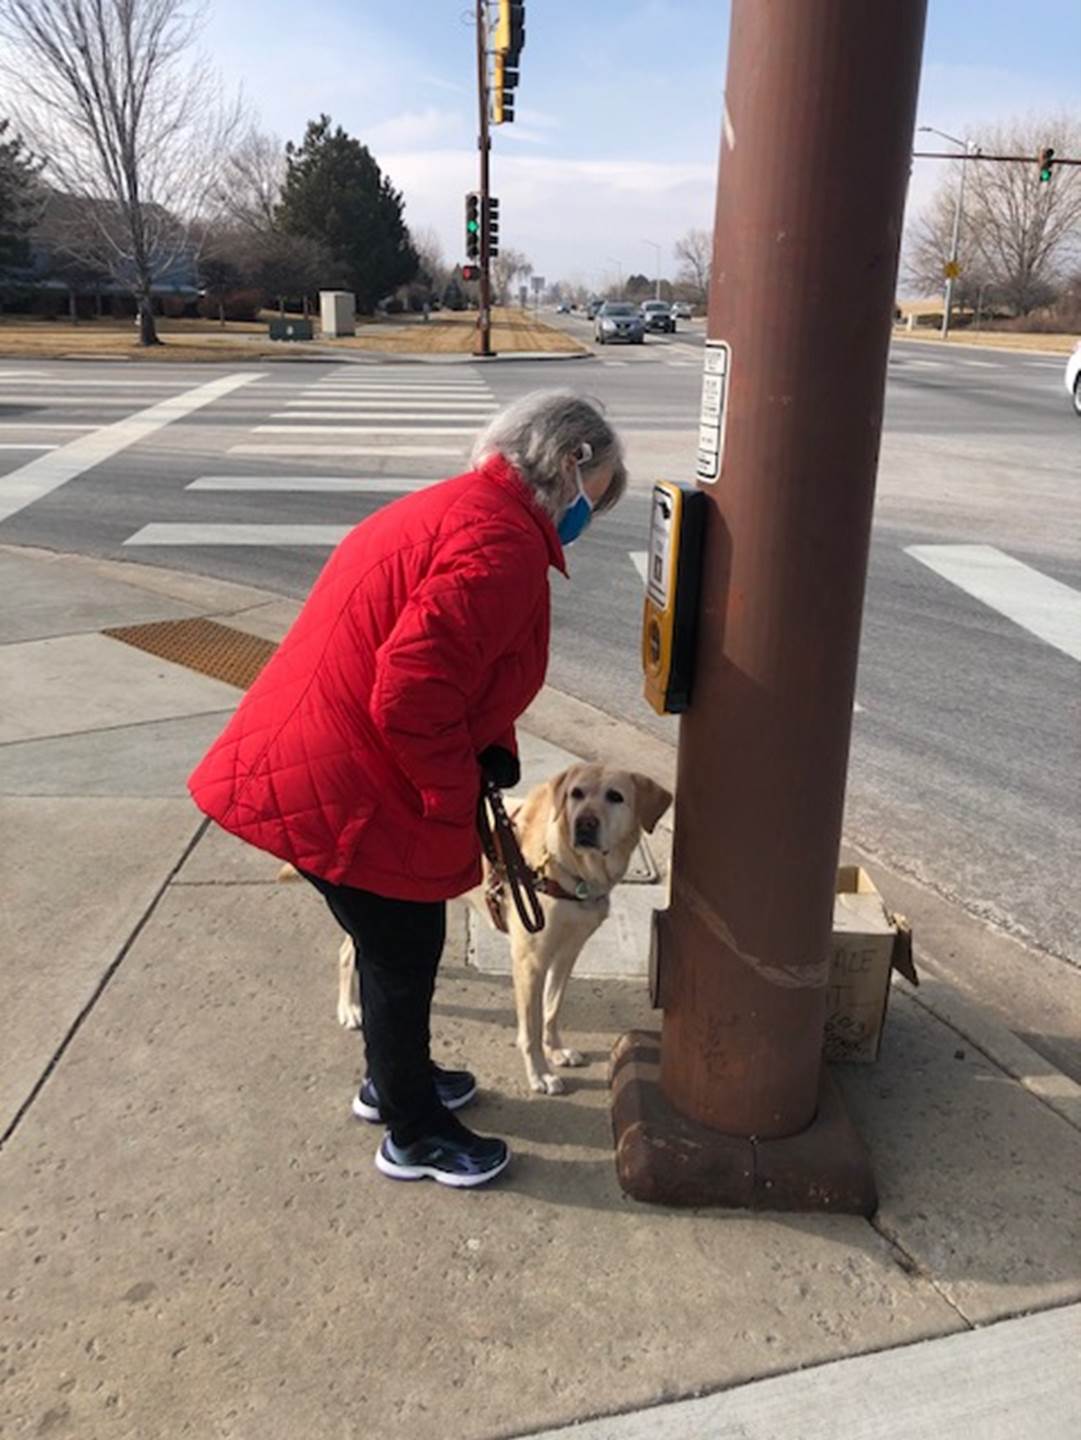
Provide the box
[657,0,927,1139]
[474,0,493,357]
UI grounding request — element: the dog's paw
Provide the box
[529,1073,566,1095]
[548,1047,586,1068]
[337,1000,362,1030]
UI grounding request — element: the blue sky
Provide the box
[202,0,1081,287]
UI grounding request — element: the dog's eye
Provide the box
[570,787,585,801]
[606,789,625,805]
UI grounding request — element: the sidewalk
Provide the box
[2,542,1080,1440]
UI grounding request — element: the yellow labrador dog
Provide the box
[475,764,671,1095]
[285,763,672,1096]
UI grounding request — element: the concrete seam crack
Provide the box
[0,817,210,1154]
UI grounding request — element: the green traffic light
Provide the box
[467,219,479,232]
[1040,168,1052,183]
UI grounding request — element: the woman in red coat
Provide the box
[189,390,626,1188]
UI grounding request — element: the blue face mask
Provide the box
[557,462,594,547]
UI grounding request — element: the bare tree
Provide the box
[963,116,1081,316]
[215,128,285,234]
[491,247,532,304]
[411,224,448,295]
[908,115,1081,318]
[904,179,992,314]
[0,0,244,344]
[673,227,712,305]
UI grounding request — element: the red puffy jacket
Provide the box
[188,455,565,900]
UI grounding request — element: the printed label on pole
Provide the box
[646,486,675,609]
[696,340,730,484]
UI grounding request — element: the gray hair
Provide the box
[470,389,627,519]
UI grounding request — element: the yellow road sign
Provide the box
[943,260,961,280]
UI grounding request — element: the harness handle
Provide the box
[477,778,546,935]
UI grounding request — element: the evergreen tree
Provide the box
[0,119,42,274]
[277,115,418,313]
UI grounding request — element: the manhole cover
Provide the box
[102,617,278,690]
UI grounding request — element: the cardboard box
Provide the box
[824,866,916,1063]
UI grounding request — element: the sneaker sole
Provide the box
[351,1081,477,1125]
[374,1145,510,1189]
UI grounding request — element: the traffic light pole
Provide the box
[611,0,928,1213]
[474,0,494,357]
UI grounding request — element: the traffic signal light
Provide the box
[465,192,480,258]
[1038,147,1054,183]
[484,196,500,257]
[492,52,518,125]
[495,1,525,65]
[461,265,479,282]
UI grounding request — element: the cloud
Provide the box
[365,107,467,151]
[384,147,716,279]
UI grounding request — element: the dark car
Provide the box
[640,300,676,333]
[594,301,645,345]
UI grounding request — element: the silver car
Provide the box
[640,300,676,333]
[595,301,645,345]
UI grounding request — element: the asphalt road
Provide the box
[1,333,1078,966]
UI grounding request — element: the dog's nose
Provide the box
[574,812,600,848]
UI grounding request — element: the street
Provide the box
[1,339,1078,965]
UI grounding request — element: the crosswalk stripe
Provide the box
[0,443,58,450]
[0,422,97,430]
[273,410,494,421]
[230,443,464,457]
[304,386,492,396]
[254,424,479,435]
[188,476,433,492]
[125,524,352,546]
[0,372,261,525]
[906,544,1081,662]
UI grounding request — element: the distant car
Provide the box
[671,301,693,320]
[595,301,645,345]
[640,300,676,333]
[556,302,570,313]
[1066,342,1081,416]
[586,298,604,320]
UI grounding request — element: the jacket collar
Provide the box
[479,454,568,576]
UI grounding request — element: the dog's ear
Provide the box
[548,766,578,816]
[633,774,673,833]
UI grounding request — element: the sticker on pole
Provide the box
[696,339,730,484]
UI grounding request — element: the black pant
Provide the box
[303,871,446,1147]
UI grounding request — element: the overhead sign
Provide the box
[530,274,546,292]
[696,339,731,485]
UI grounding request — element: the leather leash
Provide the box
[477,778,546,935]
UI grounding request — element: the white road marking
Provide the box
[302,388,492,400]
[0,422,97,430]
[285,398,494,408]
[904,359,944,369]
[906,544,1081,662]
[603,360,628,367]
[278,406,495,417]
[188,475,433,492]
[230,443,464,458]
[0,377,215,388]
[0,373,262,525]
[0,443,58,451]
[255,424,479,436]
[126,523,353,546]
[959,359,997,368]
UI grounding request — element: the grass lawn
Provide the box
[0,308,587,361]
